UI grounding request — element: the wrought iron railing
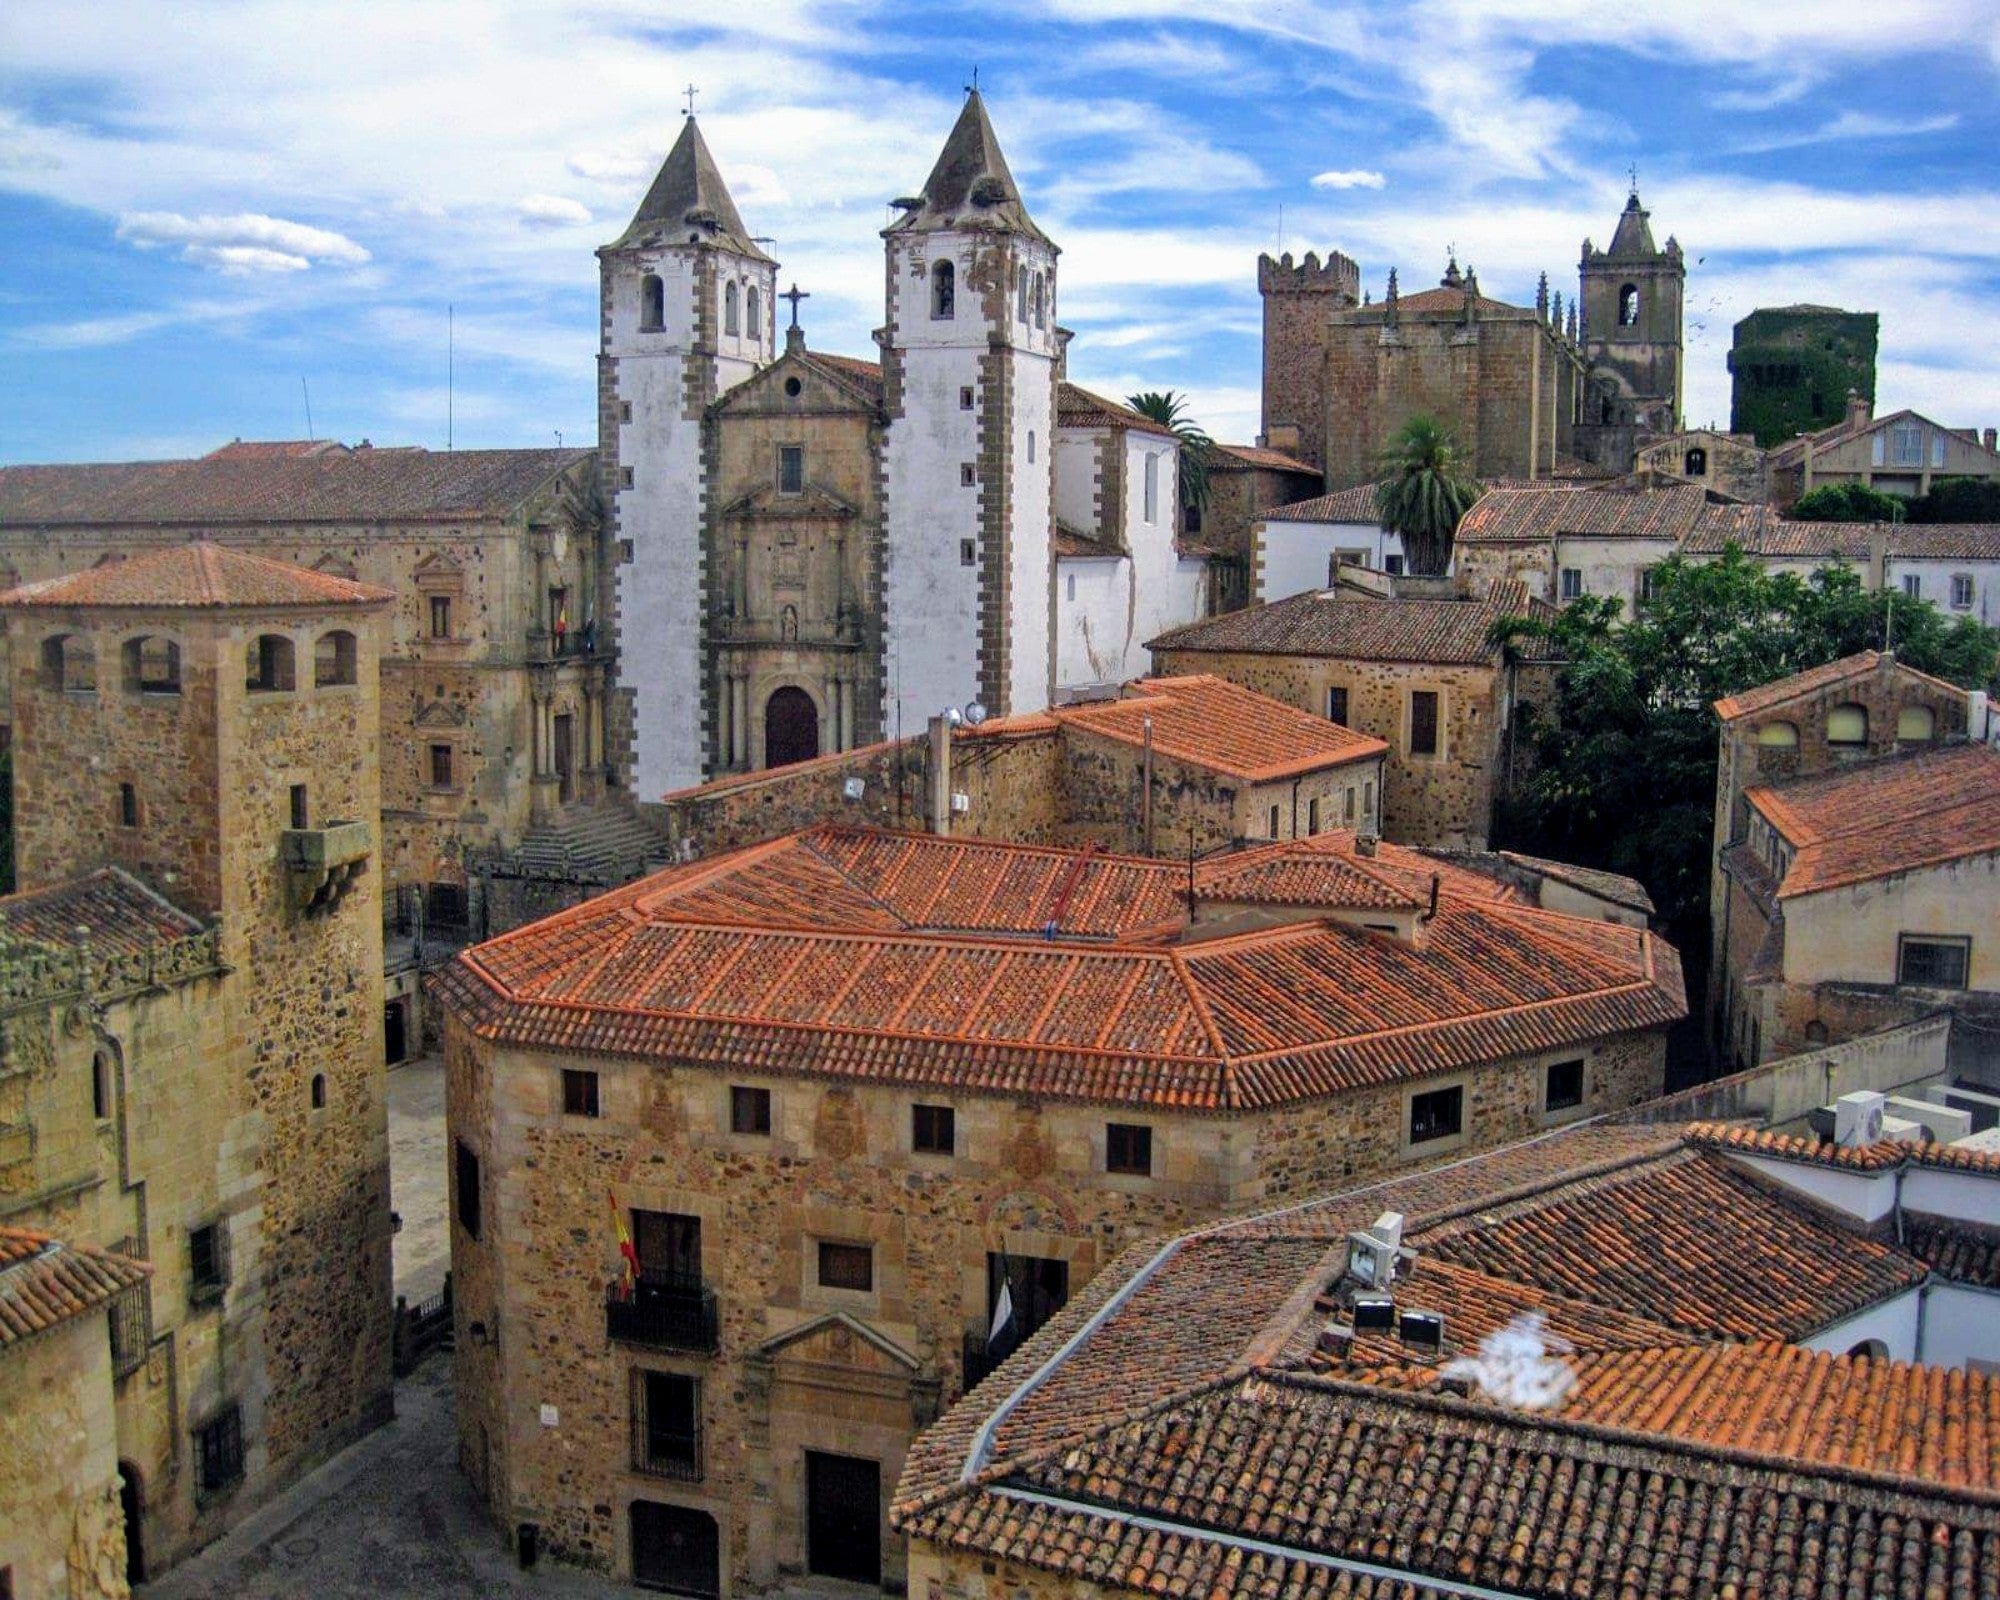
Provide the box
[605,1272,719,1353]
[630,1415,702,1481]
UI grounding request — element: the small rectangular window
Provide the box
[619,466,635,489]
[1409,1085,1463,1144]
[188,1221,228,1304]
[430,744,454,789]
[1951,574,1975,609]
[1267,804,1281,839]
[1364,780,1375,817]
[912,1103,955,1156]
[1410,691,1440,757]
[960,463,977,487]
[817,1240,873,1292]
[1901,573,1921,600]
[1325,686,1349,724]
[778,446,804,494]
[1106,1122,1152,1176]
[1344,787,1356,823]
[619,401,633,424]
[195,1404,244,1497]
[118,782,139,828]
[1384,554,1405,576]
[289,783,309,830]
[1638,566,1658,604]
[960,539,977,567]
[562,1068,600,1118]
[960,386,975,410]
[1898,935,1970,989]
[430,595,453,639]
[731,1085,771,1135]
[633,1370,700,1478]
[455,1139,481,1238]
[1559,568,1584,601]
[1545,1059,1585,1112]
[1143,454,1159,523]
[1307,797,1321,835]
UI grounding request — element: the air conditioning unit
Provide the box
[1833,1090,1885,1149]
[1885,1096,1971,1143]
[842,776,866,801]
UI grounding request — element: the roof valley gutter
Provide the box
[990,1484,1545,1600]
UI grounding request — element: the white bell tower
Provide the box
[599,112,776,796]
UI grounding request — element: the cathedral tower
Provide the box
[599,114,776,795]
[880,91,1058,730]
[1578,188,1684,435]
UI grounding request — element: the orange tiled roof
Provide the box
[0,867,206,959]
[1457,481,1710,544]
[1050,675,1385,782]
[1209,443,1317,474]
[0,1229,150,1351]
[436,824,1684,1110]
[0,541,393,610]
[1746,742,2000,896]
[1148,579,1554,665]
[1056,383,1176,438]
[1682,1119,1909,1172]
[1261,480,1385,523]
[1711,649,1963,721]
[0,446,587,526]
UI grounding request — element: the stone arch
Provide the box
[1618,283,1640,326]
[764,685,820,769]
[930,259,955,320]
[639,274,665,331]
[1683,446,1707,477]
[119,1460,145,1583]
[121,634,181,694]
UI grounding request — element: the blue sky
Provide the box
[3,1,1998,464]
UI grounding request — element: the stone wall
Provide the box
[1150,646,1508,849]
[0,1313,129,1600]
[1257,251,1359,474]
[1729,307,1877,448]
[448,1016,1664,1592]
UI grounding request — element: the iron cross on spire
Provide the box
[781,283,810,330]
[1629,162,1639,195]
[683,83,699,118]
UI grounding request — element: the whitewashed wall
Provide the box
[1803,1289,1920,1362]
[1255,517,1406,602]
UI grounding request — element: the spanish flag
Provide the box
[611,1192,638,1291]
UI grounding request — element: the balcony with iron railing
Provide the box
[605,1271,719,1353]
[962,1330,1005,1394]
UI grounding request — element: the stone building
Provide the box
[0,441,617,1023]
[1708,651,1986,1068]
[895,1091,2000,1599]
[0,1228,152,1599]
[1454,480,1717,615]
[1259,191,1684,486]
[435,822,1682,1594]
[1148,580,1562,850]
[1195,444,1322,612]
[1766,393,2000,506]
[600,96,1207,798]
[0,545,396,1578]
[1635,426,1771,502]
[1729,304,1879,447]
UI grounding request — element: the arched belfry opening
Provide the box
[764,687,819,769]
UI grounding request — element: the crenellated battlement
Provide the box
[1258,249,1361,302]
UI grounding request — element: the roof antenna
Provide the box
[1186,823,1198,923]
[301,377,314,443]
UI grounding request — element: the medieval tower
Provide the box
[598,116,777,798]
[1578,188,1685,437]
[880,91,1059,729]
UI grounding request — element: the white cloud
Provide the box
[1311,169,1385,191]
[1736,110,1961,155]
[517,193,592,229]
[115,211,370,273]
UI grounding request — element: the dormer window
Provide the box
[639,274,665,333]
[930,259,955,320]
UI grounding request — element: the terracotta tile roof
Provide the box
[1457,481,1709,544]
[1679,506,1874,558]
[1889,523,2000,560]
[803,351,885,404]
[1261,481,1385,523]
[1495,852,1656,915]
[0,446,588,527]
[437,824,1684,1111]
[0,541,393,610]
[1052,676,1386,782]
[1909,1221,2000,1286]
[1056,383,1177,438]
[1713,649,1887,720]
[1682,1119,1909,1172]
[1209,443,1317,475]
[1053,522,1123,559]
[0,867,207,958]
[1909,1140,2000,1178]
[1746,743,2000,896]
[0,1229,150,1352]
[204,438,351,460]
[1420,1150,1925,1339]
[1148,580,1542,665]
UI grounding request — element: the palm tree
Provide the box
[1373,415,1482,577]
[1126,390,1213,530]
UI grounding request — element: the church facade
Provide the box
[599,96,1207,799]
[1260,192,1685,489]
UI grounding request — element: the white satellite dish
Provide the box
[964,701,988,727]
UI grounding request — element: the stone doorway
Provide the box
[553,713,575,803]
[384,999,408,1066]
[764,687,819,769]
[805,1450,880,1585]
[119,1461,145,1584]
[630,1500,719,1597]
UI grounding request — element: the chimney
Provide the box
[926,715,953,837]
[1355,832,1378,858]
[1316,1321,1354,1360]
[1845,389,1871,428]
[1984,428,1996,454]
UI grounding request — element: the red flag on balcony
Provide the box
[611,1192,638,1291]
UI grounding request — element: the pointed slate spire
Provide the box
[886,90,1051,245]
[1605,190,1659,258]
[611,116,772,260]
[1536,271,1550,318]
[1383,267,1399,327]
[1440,251,1463,289]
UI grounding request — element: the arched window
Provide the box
[639,274,665,332]
[1032,271,1045,328]
[930,259,955,320]
[121,635,181,694]
[1826,703,1868,745]
[246,634,296,693]
[1897,705,1936,742]
[1755,721,1799,748]
[1016,264,1028,322]
[724,281,740,336]
[746,285,761,339]
[43,634,96,693]
[1618,284,1640,326]
[315,630,358,687]
[1683,447,1707,477]
[92,1050,114,1120]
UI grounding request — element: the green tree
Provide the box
[1490,548,1997,982]
[1373,415,1482,576]
[1908,476,2000,524]
[1791,481,1905,522]
[1126,391,1213,528]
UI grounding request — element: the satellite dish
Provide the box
[964,701,988,727]
[944,706,964,727]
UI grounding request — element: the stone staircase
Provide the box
[503,800,675,887]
